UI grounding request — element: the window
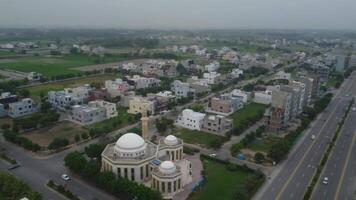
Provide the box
[146,164,149,177]
[124,168,128,178]
[168,182,172,193]
[178,179,181,189]
[162,182,165,193]
[131,168,135,181]
[140,167,143,180]
[117,168,121,177]
[174,180,177,192]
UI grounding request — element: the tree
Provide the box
[64,151,87,173]
[254,152,265,163]
[81,132,89,140]
[48,138,69,150]
[18,88,30,98]
[74,134,81,143]
[1,123,10,130]
[85,143,106,159]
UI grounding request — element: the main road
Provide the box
[254,71,356,200]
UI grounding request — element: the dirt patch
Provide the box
[21,121,87,147]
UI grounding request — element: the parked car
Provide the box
[61,174,70,181]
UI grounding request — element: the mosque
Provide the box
[101,113,192,199]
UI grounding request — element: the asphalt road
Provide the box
[254,71,356,200]
[311,101,356,199]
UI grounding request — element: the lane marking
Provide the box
[334,132,356,200]
[275,75,356,200]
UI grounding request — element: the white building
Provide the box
[231,89,250,103]
[274,71,291,80]
[105,79,133,97]
[71,105,106,125]
[27,72,42,81]
[122,62,138,71]
[204,61,220,72]
[48,85,92,110]
[171,80,192,98]
[231,68,244,79]
[88,100,118,119]
[253,89,273,105]
[126,75,161,89]
[156,91,175,98]
[8,98,38,118]
[101,133,192,199]
[202,72,222,85]
[175,109,206,130]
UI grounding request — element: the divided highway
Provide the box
[255,72,356,200]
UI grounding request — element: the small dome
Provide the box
[159,161,176,174]
[164,135,178,145]
[116,133,145,150]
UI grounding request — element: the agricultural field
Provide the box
[188,157,264,200]
[0,54,129,77]
[27,73,118,98]
[22,121,87,147]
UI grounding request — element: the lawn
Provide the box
[22,121,87,147]
[229,103,267,130]
[0,51,16,57]
[247,136,282,153]
[27,73,118,98]
[87,107,138,134]
[188,157,263,200]
[172,128,227,148]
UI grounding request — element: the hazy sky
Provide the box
[1,0,356,30]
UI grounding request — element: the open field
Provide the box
[172,127,227,148]
[21,121,87,147]
[188,157,263,200]
[229,103,267,130]
[27,73,118,98]
[247,135,282,153]
[0,51,17,57]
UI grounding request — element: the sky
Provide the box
[0,0,356,30]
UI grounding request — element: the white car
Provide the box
[352,107,356,112]
[311,135,316,140]
[322,176,329,185]
[209,153,217,158]
[61,174,70,181]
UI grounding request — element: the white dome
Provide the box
[159,161,176,174]
[164,135,178,145]
[114,133,147,157]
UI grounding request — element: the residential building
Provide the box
[125,75,161,89]
[266,88,292,132]
[204,61,220,72]
[0,92,18,107]
[63,84,92,102]
[175,109,206,130]
[253,89,273,105]
[207,93,243,116]
[48,91,78,110]
[231,68,244,79]
[88,100,118,119]
[71,105,106,125]
[128,97,155,115]
[171,80,192,98]
[311,63,329,83]
[297,76,314,106]
[27,72,42,81]
[231,89,250,103]
[8,98,38,118]
[202,72,224,85]
[274,71,291,80]
[202,115,233,136]
[105,79,134,97]
[88,88,111,101]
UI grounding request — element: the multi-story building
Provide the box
[204,61,220,72]
[202,114,233,136]
[0,92,18,107]
[266,88,292,132]
[71,104,106,125]
[311,63,329,83]
[207,93,243,116]
[105,79,134,98]
[202,72,224,85]
[231,68,244,79]
[63,84,93,103]
[253,89,273,105]
[289,81,306,114]
[8,98,38,118]
[231,89,250,103]
[175,109,206,130]
[27,72,42,81]
[88,88,111,101]
[88,100,118,119]
[171,80,192,98]
[128,97,155,115]
[125,75,161,89]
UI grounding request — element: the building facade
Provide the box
[175,109,206,130]
[8,98,38,118]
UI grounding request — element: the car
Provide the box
[322,176,329,185]
[7,164,20,170]
[311,135,316,140]
[352,107,356,112]
[61,174,70,181]
[209,153,217,158]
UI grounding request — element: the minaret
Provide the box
[141,112,150,140]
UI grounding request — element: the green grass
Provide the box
[247,136,282,153]
[172,128,227,148]
[0,51,16,57]
[87,107,138,134]
[188,158,258,200]
[0,54,128,77]
[229,103,267,130]
[27,74,118,98]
